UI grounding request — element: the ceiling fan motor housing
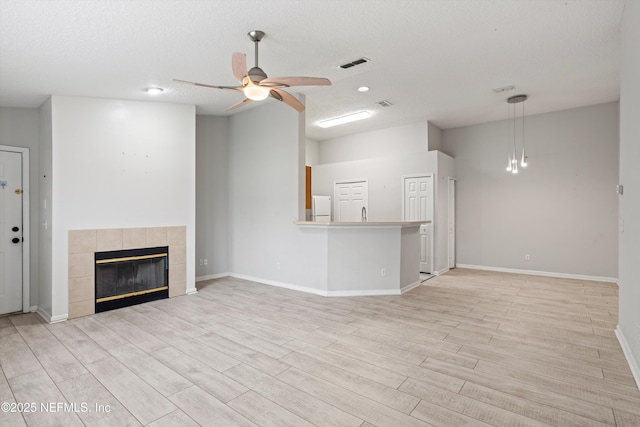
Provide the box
[248,66,267,82]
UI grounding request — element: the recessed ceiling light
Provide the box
[145,87,164,95]
[318,111,372,128]
[358,86,370,92]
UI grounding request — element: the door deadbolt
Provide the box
[11,237,20,244]
[12,226,20,232]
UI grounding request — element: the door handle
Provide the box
[12,226,20,232]
[11,237,20,244]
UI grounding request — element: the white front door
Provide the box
[0,150,23,315]
[403,175,433,273]
[334,180,368,222]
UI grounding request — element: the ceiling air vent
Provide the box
[492,85,515,94]
[377,100,393,107]
[340,57,370,69]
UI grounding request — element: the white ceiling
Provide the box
[0,0,625,141]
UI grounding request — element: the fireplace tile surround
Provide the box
[68,226,186,319]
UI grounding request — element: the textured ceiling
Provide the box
[0,0,625,141]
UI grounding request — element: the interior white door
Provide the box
[334,180,368,222]
[403,175,433,273]
[0,150,23,315]
[448,177,456,269]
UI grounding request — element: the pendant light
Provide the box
[506,94,528,174]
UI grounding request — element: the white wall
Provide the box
[38,99,53,318]
[617,0,640,386]
[227,101,328,290]
[305,138,320,166]
[442,102,619,279]
[45,96,196,320]
[318,122,428,165]
[313,150,440,222]
[195,115,229,278]
[428,122,443,152]
[0,107,40,307]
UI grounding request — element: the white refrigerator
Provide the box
[312,195,331,222]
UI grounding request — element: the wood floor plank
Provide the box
[108,343,193,397]
[400,377,549,427]
[224,363,363,427]
[146,410,199,427]
[45,320,111,365]
[325,340,466,392]
[8,369,83,426]
[168,385,256,427]
[57,372,142,427]
[0,332,42,379]
[460,381,610,427]
[420,358,616,424]
[85,356,176,424]
[281,351,420,414]
[474,360,640,415]
[227,390,316,427]
[284,339,409,389]
[276,367,431,427]
[194,331,290,376]
[152,346,248,403]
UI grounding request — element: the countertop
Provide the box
[295,221,429,228]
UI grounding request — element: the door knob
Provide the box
[12,226,20,232]
[11,237,20,244]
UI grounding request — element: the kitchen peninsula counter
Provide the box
[295,221,426,227]
[294,221,427,295]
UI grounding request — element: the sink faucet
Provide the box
[361,206,367,222]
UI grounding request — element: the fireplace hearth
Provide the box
[95,246,169,313]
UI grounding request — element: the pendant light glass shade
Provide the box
[505,95,528,173]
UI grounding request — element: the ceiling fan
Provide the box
[174,30,331,112]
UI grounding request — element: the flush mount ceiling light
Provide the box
[357,86,370,92]
[145,87,164,95]
[505,94,528,174]
[318,111,372,128]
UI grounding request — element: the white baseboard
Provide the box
[185,287,198,295]
[230,273,328,296]
[456,264,617,283]
[196,272,229,282]
[401,280,422,294]
[434,267,450,276]
[229,272,417,297]
[615,325,640,391]
[35,306,67,324]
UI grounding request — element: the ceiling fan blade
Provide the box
[232,52,248,83]
[173,79,243,91]
[226,98,254,111]
[269,88,305,112]
[261,77,332,87]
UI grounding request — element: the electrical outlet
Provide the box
[524,254,530,261]
[380,268,386,276]
[199,259,203,266]
[276,262,281,270]
[203,259,208,265]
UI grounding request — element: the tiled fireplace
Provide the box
[68,226,186,319]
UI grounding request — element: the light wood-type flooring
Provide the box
[1,268,639,426]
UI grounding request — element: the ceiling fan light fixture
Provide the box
[318,111,372,128]
[244,85,270,101]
